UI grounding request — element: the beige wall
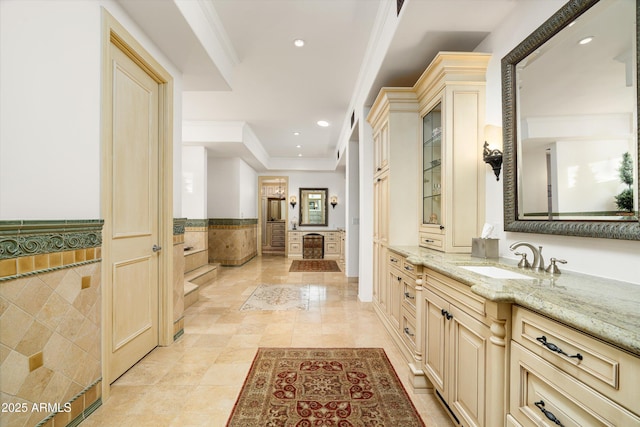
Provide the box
[208,220,257,266]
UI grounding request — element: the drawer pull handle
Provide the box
[403,327,415,337]
[404,292,415,300]
[424,239,434,243]
[536,336,583,360]
[534,401,565,427]
[441,309,453,320]
[404,265,414,271]
[390,257,398,263]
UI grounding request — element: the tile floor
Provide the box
[81,255,452,426]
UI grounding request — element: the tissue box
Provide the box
[471,238,499,259]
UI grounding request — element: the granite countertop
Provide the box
[389,245,640,356]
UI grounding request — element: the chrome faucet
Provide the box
[509,241,545,271]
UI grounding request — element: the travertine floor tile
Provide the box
[82,255,452,426]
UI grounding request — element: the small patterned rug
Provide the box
[240,284,310,311]
[226,348,425,426]
[289,260,341,272]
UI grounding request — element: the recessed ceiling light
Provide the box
[578,36,594,45]
[293,132,300,136]
[296,144,301,148]
[298,153,303,157]
[293,39,305,47]
[317,120,330,127]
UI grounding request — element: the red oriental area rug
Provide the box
[289,260,341,272]
[226,348,425,427]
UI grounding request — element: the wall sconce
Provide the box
[483,125,503,181]
[330,196,338,209]
[289,195,297,209]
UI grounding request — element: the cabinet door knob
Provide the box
[403,327,415,337]
[439,225,445,230]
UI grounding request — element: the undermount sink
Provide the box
[460,266,535,280]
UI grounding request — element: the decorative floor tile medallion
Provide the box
[240,284,310,311]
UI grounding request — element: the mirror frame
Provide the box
[299,188,328,227]
[502,0,640,240]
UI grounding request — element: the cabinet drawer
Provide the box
[401,310,417,351]
[402,280,417,312]
[325,232,339,241]
[510,342,640,427]
[513,306,639,412]
[289,232,301,242]
[325,242,339,254]
[419,232,443,249]
[401,259,417,278]
[388,252,402,270]
[426,269,486,320]
[289,242,301,253]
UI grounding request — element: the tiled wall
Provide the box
[184,219,208,252]
[208,219,257,266]
[173,219,186,341]
[0,220,103,427]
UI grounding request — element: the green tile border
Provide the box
[67,398,102,427]
[0,220,103,260]
[173,218,187,235]
[185,218,208,228]
[35,378,102,427]
[208,218,258,226]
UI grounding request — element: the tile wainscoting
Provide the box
[207,219,257,266]
[173,219,186,341]
[0,220,104,427]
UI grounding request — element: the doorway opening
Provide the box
[259,176,288,256]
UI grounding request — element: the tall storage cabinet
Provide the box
[368,88,425,390]
[415,52,489,253]
[368,88,420,310]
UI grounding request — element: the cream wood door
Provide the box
[107,40,160,383]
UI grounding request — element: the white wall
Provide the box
[207,157,257,218]
[477,0,640,284]
[263,170,346,230]
[346,139,360,279]
[182,146,208,218]
[239,158,258,218]
[0,0,183,220]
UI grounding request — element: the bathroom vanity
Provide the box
[378,245,640,427]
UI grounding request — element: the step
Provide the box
[184,280,199,309]
[184,248,208,274]
[184,264,218,287]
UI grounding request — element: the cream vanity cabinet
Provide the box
[380,250,429,392]
[415,52,489,253]
[422,268,510,427]
[508,306,640,427]
[368,88,420,319]
[287,230,343,260]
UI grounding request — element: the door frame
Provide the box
[257,176,289,256]
[100,9,174,398]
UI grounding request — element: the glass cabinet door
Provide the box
[423,103,442,226]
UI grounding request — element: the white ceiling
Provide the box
[117,0,524,171]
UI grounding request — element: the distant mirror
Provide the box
[267,198,286,221]
[299,188,328,226]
